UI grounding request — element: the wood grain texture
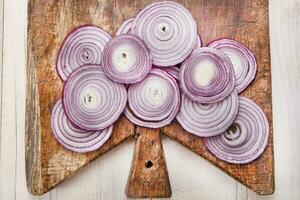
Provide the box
[26,0,273,197]
[126,127,171,198]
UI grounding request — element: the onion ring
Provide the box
[208,38,257,93]
[180,47,235,103]
[195,34,202,49]
[63,64,127,130]
[102,34,152,84]
[177,90,239,137]
[204,97,269,164]
[156,66,180,80]
[51,100,113,153]
[56,25,111,81]
[131,1,197,66]
[116,18,134,35]
[124,68,180,128]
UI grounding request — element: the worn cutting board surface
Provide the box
[26,0,274,197]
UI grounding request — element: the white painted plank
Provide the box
[0,0,49,199]
[248,190,257,200]
[0,0,3,157]
[163,136,237,200]
[236,183,247,200]
[248,0,300,200]
[50,140,134,200]
[0,0,17,198]
[13,0,39,199]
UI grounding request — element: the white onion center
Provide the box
[112,44,137,72]
[79,48,93,62]
[145,78,168,107]
[154,20,175,41]
[193,60,216,87]
[80,87,102,110]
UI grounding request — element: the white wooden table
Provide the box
[0,0,299,199]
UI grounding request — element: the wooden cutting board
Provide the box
[26,0,274,197]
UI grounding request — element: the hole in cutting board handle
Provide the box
[145,160,153,168]
[126,127,172,197]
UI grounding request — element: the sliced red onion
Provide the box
[116,18,134,35]
[195,34,202,48]
[208,39,257,93]
[180,47,235,103]
[56,25,111,81]
[131,1,197,66]
[160,66,180,80]
[204,97,269,164]
[51,100,113,153]
[102,34,152,84]
[124,68,180,128]
[63,64,127,130]
[177,90,239,137]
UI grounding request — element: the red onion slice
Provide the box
[116,18,134,35]
[180,47,235,103]
[124,68,180,128]
[51,100,113,153]
[195,34,202,49]
[131,1,197,66]
[63,64,127,130]
[159,66,180,80]
[204,97,269,164]
[56,25,111,81]
[177,90,239,137]
[208,39,257,93]
[102,34,152,84]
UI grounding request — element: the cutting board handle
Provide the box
[126,127,172,198]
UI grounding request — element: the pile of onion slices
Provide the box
[51,1,269,165]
